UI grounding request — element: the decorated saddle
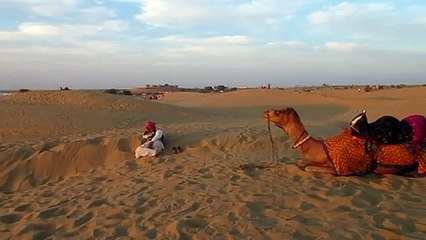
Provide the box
[324,111,426,176]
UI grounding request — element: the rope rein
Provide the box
[237,115,280,170]
[268,115,280,166]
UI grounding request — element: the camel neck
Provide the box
[284,126,324,161]
[292,130,310,149]
[287,125,307,146]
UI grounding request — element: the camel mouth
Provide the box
[263,110,273,119]
[263,109,282,119]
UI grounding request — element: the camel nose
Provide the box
[263,110,270,118]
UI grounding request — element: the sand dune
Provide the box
[0,87,426,239]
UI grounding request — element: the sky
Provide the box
[0,0,426,89]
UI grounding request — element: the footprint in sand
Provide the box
[163,170,174,178]
[126,160,140,171]
[38,207,68,219]
[132,177,146,184]
[14,203,32,212]
[351,188,385,209]
[176,218,209,238]
[144,228,157,239]
[32,230,56,240]
[229,175,241,181]
[19,223,57,238]
[176,202,200,217]
[73,211,94,228]
[199,167,214,179]
[245,202,278,229]
[87,198,107,208]
[372,213,417,233]
[0,213,22,224]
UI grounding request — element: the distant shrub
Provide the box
[104,89,118,94]
[19,89,29,92]
[122,90,132,95]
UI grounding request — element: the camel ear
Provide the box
[282,108,288,115]
[284,107,295,115]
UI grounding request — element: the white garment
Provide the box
[135,129,165,158]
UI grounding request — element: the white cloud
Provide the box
[2,0,119,23]
[158,35,249,45]
[12,0,82,17]
[136,1,209,27]
[154,35,252,60]
[79,41,120,53]
[308,2,395,25]
[136,0,306,29]
[0,32,22,41]
[305,1,426,43]
[266,41,305,48]
[325,42,359,52]
[112,0,140,3]
[0,21,128,41]
[307,11,329,24]
[79,6,117,20]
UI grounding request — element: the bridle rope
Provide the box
[236,114,280,170]
[267,115,280,167]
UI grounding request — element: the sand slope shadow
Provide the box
[0,136,141,192]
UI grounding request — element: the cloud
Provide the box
[79,6,117,20]
[0,21,128,41]
[305,1,426,46]
[155,35,251,60]
[266,41,305,48]
[112,0,140,3]
[308,2,394,25]
[9,0,82,17]
[158,35,249,45]
[136,1,209,27]
[136,0,307,29]
[325,42,359,52]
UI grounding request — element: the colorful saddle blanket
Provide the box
[323,129,373,176]
[374,143,425,174]
[323,129,426,176]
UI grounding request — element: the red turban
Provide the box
[145,121,156,132]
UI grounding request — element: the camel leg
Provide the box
[303,159,330,166]
[374,167,402,175]
[304,165,337,175]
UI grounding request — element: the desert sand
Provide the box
[0,86,425,239]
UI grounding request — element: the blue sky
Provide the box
[1,0,425,89]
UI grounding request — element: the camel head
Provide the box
[263,107,301,131]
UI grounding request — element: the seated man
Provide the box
[135,121,165,158]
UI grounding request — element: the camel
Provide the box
[263,107,425,176]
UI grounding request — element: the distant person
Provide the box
[135,121,165,158]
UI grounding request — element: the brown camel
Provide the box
[263,107,420,176]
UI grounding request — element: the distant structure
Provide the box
[364,84,383,92]
[131,84,179,95]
